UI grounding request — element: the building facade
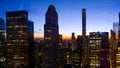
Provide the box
[89,32,110,68]
[0,18,6,67]
[89,32,101,68]
[81,8,89,68]
[6,10,32,68]
[113,22,119,39]
[44,5,59,68]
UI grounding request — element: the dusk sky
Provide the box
[0,0,120,39]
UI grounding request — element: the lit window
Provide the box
[47,30,52,32]
[67,55,69,58]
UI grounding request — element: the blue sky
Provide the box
[0,0,120,38]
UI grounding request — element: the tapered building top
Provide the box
[46,5,58,25]
[82,8,86,36]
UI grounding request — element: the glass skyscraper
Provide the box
[6,10,30,68]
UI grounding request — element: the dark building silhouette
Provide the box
[0,18,6,67]
[116,12,120,68]
[111,30,116,40]
[71,32,76,51]
[109,30,117,68]
[81,8,89,68]
[119,13,120,39]
[28,21,35,68]
[6,10,34,68]
[44,5,59,68]
[0,18,5,43]
[113,22,119,39]
[110,30,117,68]
[82,9,86,37]
[100,32,110,68]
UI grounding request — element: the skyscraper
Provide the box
[110,30,117,68]
[116,12,120,68]
[44,5,59,68]
[6,10,30,68]
[82,9,86,37]
[100,32,110,68]
[71,32,76,51]
[81,8,89,68]
[89,32,110,68]
[89,32,101,68]
[113,22,119,39]
[28,21,35,68]
[119,13,120,39]
[0,18,5,43]
[0,18,6,67]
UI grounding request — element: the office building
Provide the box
[89,32,101,68]
[116,12,120,68]
[71,32,76,51]
[100,32,110,68]
[82,9,86,37]
[113,22,119,39]
[0,18,6,67]
[6,10,32,68]
[89,32,110,68]
[110,30,117,68]
[0,18,5,43]
[44,5,59,68]
[28,21,35,68]
[119,13,120,39]
[81,8,89,68]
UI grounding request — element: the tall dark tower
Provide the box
[81,8,89,68]
[118,13,120,40]
[44,5,59,68]
[82,9,86,37]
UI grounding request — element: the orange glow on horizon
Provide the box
[62,35,71,40]
[34,34,43,38]
[34,34,71,40]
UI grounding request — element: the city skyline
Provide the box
[0,0,120,39]
[0,1,120,68]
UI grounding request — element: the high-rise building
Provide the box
[116,12,120,68]
[100,32,110,68]
[0,18,5,43]
[110,30,117,68]
[44,5,59,68]
[113,22,119,39]
[81,8,89,68]
[72,35,81,68]
[0,18,6,67]
[6,10,32,68]
[82,9,86,37]
[89,32,110,68]
[28,21,35,68]
[89,32,101,68]
[119,13,120,39]
[71,32,76,51]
